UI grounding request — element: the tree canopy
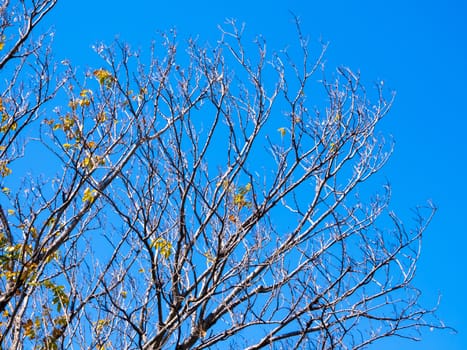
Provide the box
[0,1,447,349]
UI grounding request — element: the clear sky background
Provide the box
[42,1,466,348]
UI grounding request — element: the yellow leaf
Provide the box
[62,115,75,131]
[93,68,114,87]
[81,157,92,169]
[151,237,172,259]
[46,217,56,227]
[203,251,215,264]
[218,179,231,191]
[78,98,90,107]
[277,127,286,137]
[0,161,11,177]
[2,187,9,194]
[7,209,14,215]
[55,316,68,327]
[96,112,107,123]
[95,319,110,333]
[234,193,246,207]
[63,143,72,150]
[23,319,36,339]
[68,99,79,110]
[81,155,105,170]
[80,89,93,97]
[238,183,251,195]
[82,187,97,203]
[233,183,252,209]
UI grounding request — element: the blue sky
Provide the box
[44,0,466,348]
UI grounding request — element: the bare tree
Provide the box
[0,3,447,349]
